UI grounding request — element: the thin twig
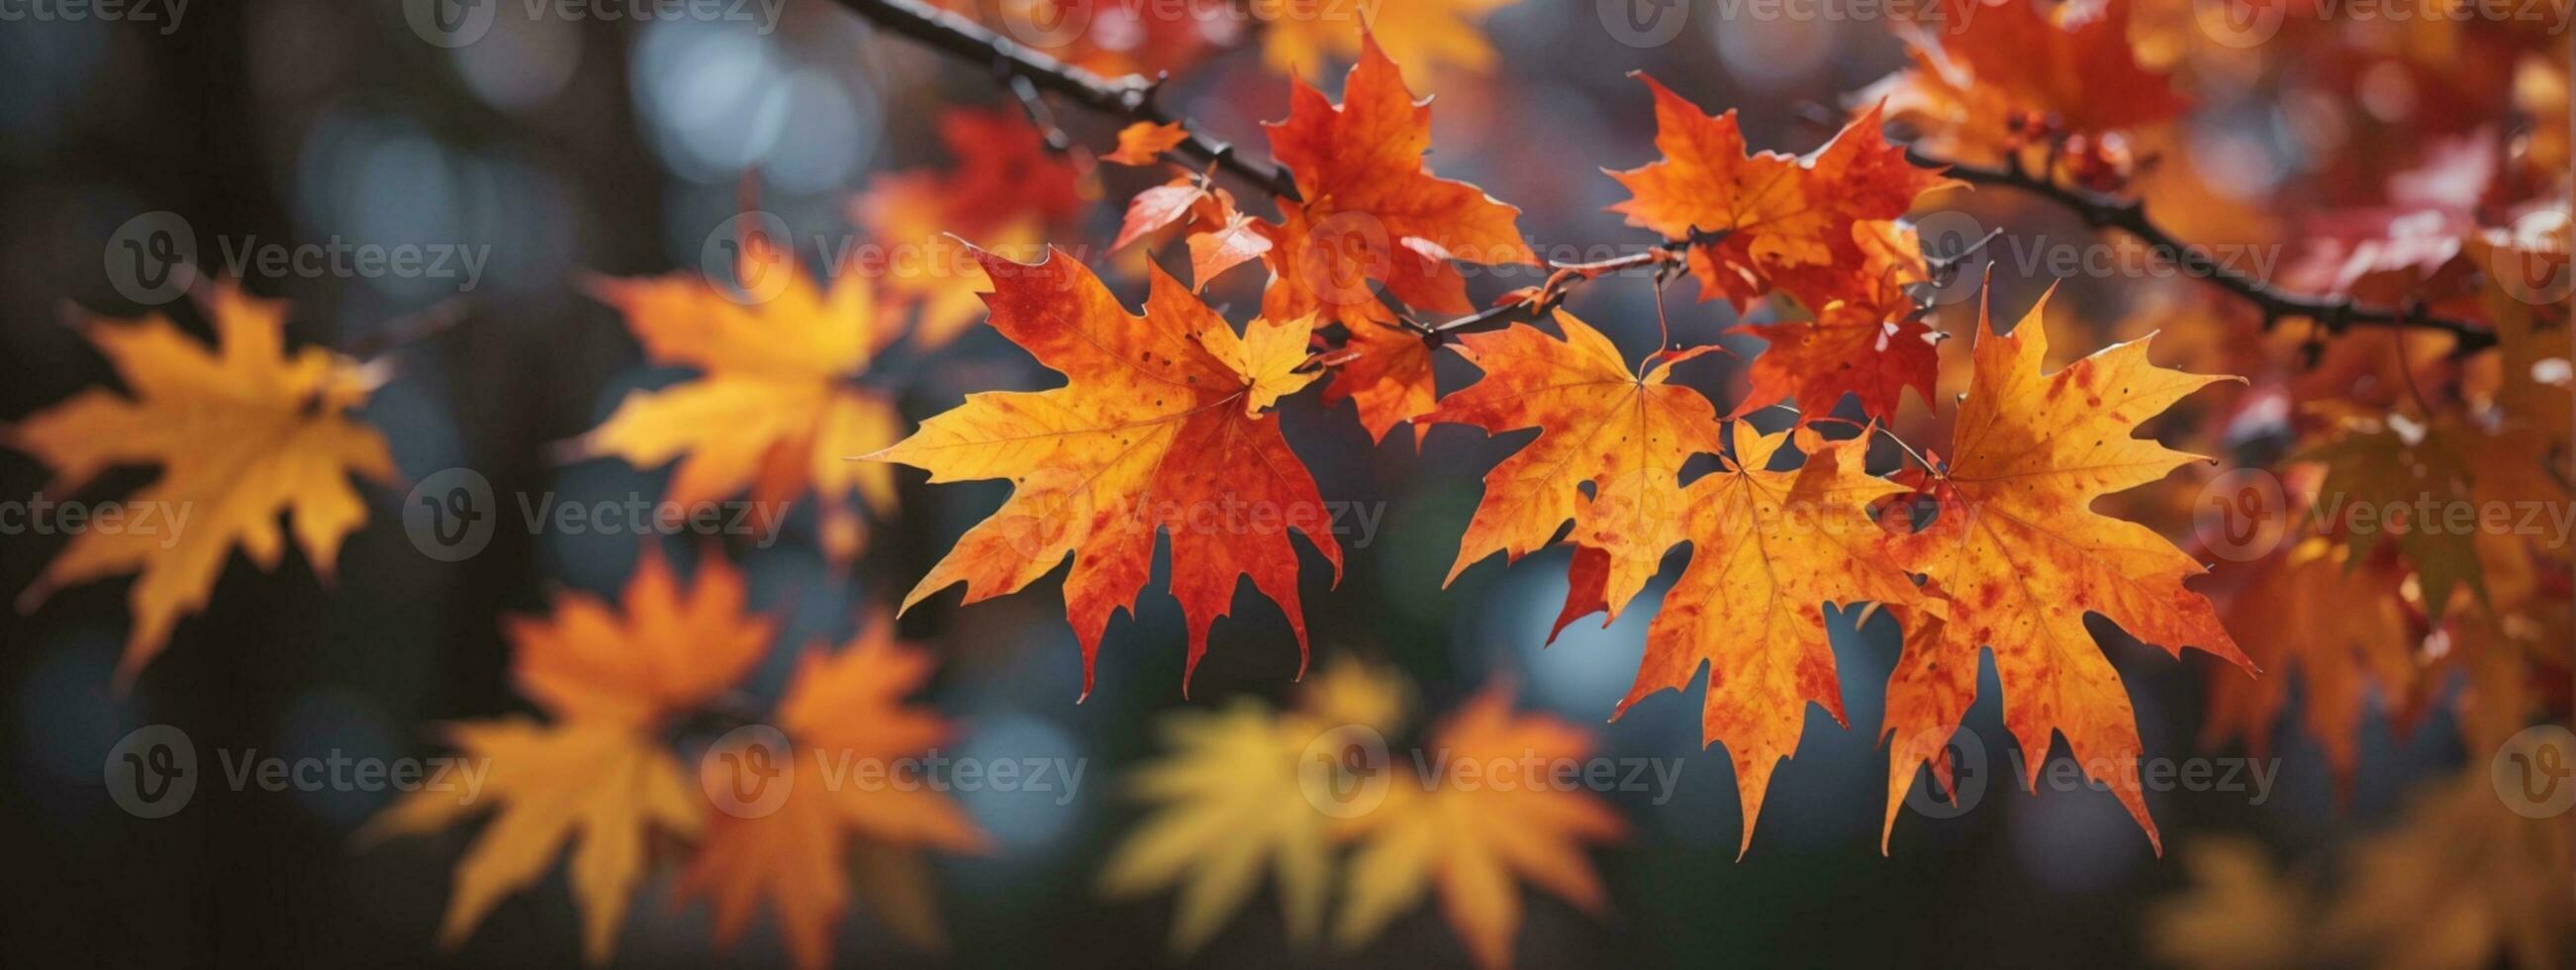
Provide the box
[1914,148,2499,352]
[834,0,1301,201]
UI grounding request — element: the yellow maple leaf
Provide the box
[576,232,903,562]
[1428,311,1723,618]
[1333,685,1624,970]
[361,719,700,964]
[1259,2,1519,78]
[362,549,771,963]
[6,282,394,681]
[1604,423,1924,855]
[1882,287,2253,853]
[1097,658,1404,956]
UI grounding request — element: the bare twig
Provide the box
[834,0,1301,201]
[1915,148,2499,352]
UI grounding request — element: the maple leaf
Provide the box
[1259,0,1518,78]
[1880,288,2254,853]
[1585,423,1924,855]
[1256,33,1534,436]
[1097,697,1337,956]
[1333,685,1624,970]
[867,247,1343,694]
[1427,311,1722,618]
[1863,0,2186,167]
[1111,172,1274,290]
[2201,536,2415,795]
[1104,121,1188,165]
[2156,768,2574,970]
[576,231,903,562]
[362,550,771,963]
[677,621,987,970]
[2295,416,2567,624]
[1322,318,1439,444]
[1097,657,1406,956]
[1609,77,1951,314]
[5,283,393,681]
[1729,222,1943,422]
[852,109,1084,348]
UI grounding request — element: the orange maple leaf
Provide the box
[5,283,394,681]
[1427,311,1722,617]
[1585,423,1924,855]
[1728,222,1943,422]
[1610,76,1952,315]
[576,231,903,561]
[1257,33,1535,437]
[1863,0,2186,166]
[1880,288,2254,853]
[868,247,1342,694]
[2202,536,2415,796]
[1333,684,1624,970]
[1104,121,1189,165]
[362,549,771,963]
[1111,172,1274,290]
[678,621,988,970]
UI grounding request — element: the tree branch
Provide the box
[833,0,1301,201]
[1914,149,2499,352]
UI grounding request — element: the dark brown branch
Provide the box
[832,0,1301,201]
[1914,149,2499,352]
